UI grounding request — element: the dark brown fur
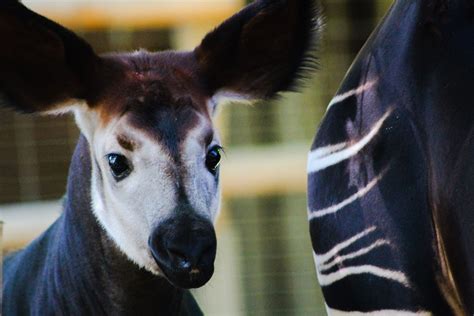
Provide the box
[195,0,321,98]
[0,1,104,113]
[117,135,136,152]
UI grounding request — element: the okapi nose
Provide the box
[148,214,217,289]
[166,234,216,271]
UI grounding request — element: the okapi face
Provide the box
[77,53,222,289]
[0,0,321,288]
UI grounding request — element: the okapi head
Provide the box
[0,0,321,289]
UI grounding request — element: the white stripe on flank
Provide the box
[325,305,432,316]
[319,239,390,272]
[312,229,410,289]
[307,109,392,174]
[308,172,384,220]
[317,264,409,287]
[309,142,348,159]
[313,227,376,265]
[327,80,377,110]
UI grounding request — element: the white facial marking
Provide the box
[75,109,221,275]
[89,117,177,274]
[181,115,222,223]
[326,80,377,111]
[307,109,392,174]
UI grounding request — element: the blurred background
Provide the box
[0,0,392,315]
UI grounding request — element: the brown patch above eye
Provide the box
[117,135,136,152]
[204,129,214,147]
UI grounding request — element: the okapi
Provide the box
[308,0,473,315]
[1,0,321,314]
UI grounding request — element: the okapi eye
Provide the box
[206,146,223,174]
[107,154,131,180]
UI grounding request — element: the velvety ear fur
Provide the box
[194,0,322,100]
[0,0,103,113]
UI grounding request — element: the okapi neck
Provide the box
[44,135,188,314]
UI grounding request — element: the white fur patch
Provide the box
[211,90,255,106]
[307,109,392,174]
[42,99,84,116]
[313,250,410,289]
[317,264,409,287]
[319,239,391,272]
[74,108,99,142]
[89,118,176,274]
[313,226,377,266]
[181,114,222,223]
[312,228,409,290]
[307,171,385,220]
[326,80,377,111]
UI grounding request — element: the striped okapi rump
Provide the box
[307,1,474,315]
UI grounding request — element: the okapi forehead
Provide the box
[127,96,212,158]
[95,50,209,123]
[95,51,213,155]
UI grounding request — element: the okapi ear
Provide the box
[0,0,104,114]
[194,0,322,101]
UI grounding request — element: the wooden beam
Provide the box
[23,1,242,29]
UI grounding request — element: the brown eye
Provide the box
[206,146,223,174]
[107,154,131,181]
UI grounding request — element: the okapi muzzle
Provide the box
[149,211,216,289]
